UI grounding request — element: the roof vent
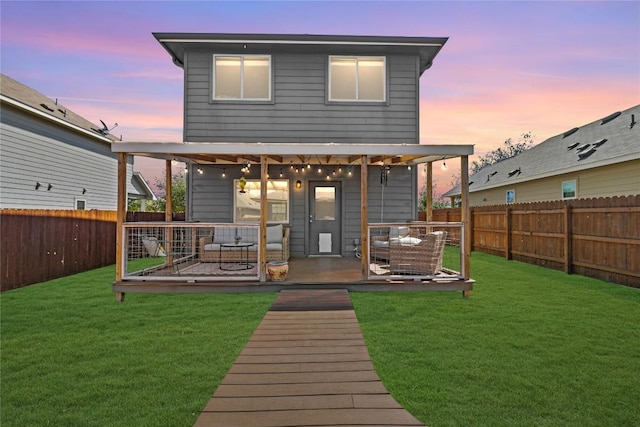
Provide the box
[562,127,579,138]
[40,103,54,112]
[592,138,607,148]
[631,114,636,129]
[576,143,591,153]
[600,111,621,125]
[567,142,580,150]
[578,147,597,160]
[490,171,498,177]
[508,168,522,177]
[469,181,474,186]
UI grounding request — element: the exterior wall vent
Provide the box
[567,142,580,150]
[562,127,579,138]
[600,111,621,125]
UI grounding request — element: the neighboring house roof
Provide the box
[444,104,640,197]
[0,73,118,144]
[154,33,448,74]
[130,172,157,200]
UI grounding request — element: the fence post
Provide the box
[506,207,512,260]
[564,204,572,274]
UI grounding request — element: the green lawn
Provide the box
[2,251,639,426]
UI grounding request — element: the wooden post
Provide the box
[426,162,433,222]
[115,152,127,302]
[165,160,173,267]
[460,155,471,285]
[564,204,572,274]
[506,207,512,260]
[260,156,268,282]
[360,156,369,280]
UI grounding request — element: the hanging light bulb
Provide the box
[221,168,226,178]
[407,164,412,171]
[279,168,284,178]
[441,161,448,171]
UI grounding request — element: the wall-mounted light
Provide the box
[295,180,302,189]
[82,188,87,194]
[35,182,41,190]
[47,183,53,191]
[197,167,203,175]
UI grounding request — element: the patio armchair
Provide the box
[199,225,289,263]
[388,231,447,276]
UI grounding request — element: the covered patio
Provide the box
[111,142,474,301]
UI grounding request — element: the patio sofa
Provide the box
[199,224,289,263]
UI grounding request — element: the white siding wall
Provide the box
[0,105,134,210]
[469,160,640,206]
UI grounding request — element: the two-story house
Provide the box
[0,74,154,210]
[111,33,474,293]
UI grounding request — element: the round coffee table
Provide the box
[219,242,255,270]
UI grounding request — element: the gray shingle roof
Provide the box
[0,73,118,143]
[444,104,640,197]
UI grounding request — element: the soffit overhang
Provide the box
[153,33,448,74]
[111,142,473,166]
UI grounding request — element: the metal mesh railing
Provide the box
[123,223,260,281]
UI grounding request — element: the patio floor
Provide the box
[113,256,473,299]
[193,289,425,427]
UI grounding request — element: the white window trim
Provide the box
[75,198,87,210]
[328,55,386,102]
[506,189,516,204]
[233,179,289,224]
[562,180,577,200]
[212,54,272,101]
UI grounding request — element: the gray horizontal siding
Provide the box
[0,106,134,210]
[184,52,418,144]
[189,164,417,256]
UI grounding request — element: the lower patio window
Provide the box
[234,179,289,223]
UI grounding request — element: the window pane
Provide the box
[358,58,385,100]
[562,181,576,199]
[314,187,336,220]
[243,56,270,99]
[330,57,356,100]
[215,57,241,99]
[235,180,289,223]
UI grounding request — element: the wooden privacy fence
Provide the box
[1,209,117,291]
[1,209,185,292]
[422,195,640,288]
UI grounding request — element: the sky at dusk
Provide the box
[2,0,638,196]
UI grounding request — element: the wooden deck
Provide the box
[194,289,424,426]
[113,257,474,300]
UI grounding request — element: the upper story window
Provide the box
[213,55,271,100]
[329,56,386,102]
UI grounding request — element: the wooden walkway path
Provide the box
[194,289,424,427]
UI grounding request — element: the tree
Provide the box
[146,170,186,212]
[418,181,450,211]
[471,132,535,173]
